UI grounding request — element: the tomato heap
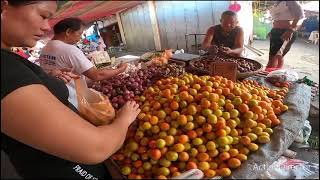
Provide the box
[112,74,289,179]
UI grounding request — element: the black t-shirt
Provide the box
[1,49,111,179]
[211,25,242,49]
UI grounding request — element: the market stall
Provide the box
[78,48,316,179]
[32,1,318,178]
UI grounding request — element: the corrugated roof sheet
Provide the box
[49,1,143,26]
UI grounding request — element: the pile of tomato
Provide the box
[112,74,289,179]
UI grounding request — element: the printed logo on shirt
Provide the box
[39,54,57,66]
[73,165,99,180]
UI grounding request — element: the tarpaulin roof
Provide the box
[49,1,144,26]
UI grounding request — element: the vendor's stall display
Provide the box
[188,45,263,79]
[265,69,299,88]
[110,74,290,179]
[140,49,173,66]
[188,55,263,79]
[119,63,142,77]
[170,53,201,63]
[91,63,185,109]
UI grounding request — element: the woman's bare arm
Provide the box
[1,84,139,165]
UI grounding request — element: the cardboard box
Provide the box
[209,62,237,82]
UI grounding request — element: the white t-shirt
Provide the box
[39,40,94,108]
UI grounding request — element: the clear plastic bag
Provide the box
[266,69,299,84]
[172,169,204,179]
[259,156,319,179]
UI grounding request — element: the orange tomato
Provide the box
[272,100,282,107]
[133,160,143,168]
[179,91,189,101]
[186,161,197,170]
[238,103,249,113]
[160,122,170,131]
[170,101,179,110]
[162,89,171,98]
[200,98,211,109]
[271,118,281,126]
[202,123,213,133]
[219,152,231,161]
[197,152,210,162]
[225,103,234,111]
[210,102,219,110]
[222,88,231,96]
[178,135,189,144]
[216,129,227,137]
[215,88,223,95]
[179,152,190,162]
[252,105,262,114]
[187,130,198,139]
[227,158,241,169]
[150,116,159,125]
[240,136,251,145]
[273,107,282,115]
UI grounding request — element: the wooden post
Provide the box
[148,1,162,51]
[116,12,127,45]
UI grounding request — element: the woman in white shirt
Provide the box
[266,1,305,71]
[39,18,127,108]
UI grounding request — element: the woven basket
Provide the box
[189,56,263,79]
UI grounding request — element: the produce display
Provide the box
[118,63,141,77]
[266,69,299,88]
[141,49,173,66]
[141,51,163,62]
[190,45,262,74]
[91,63,185,109]
[111,74,289,179]
[193,57,257,73]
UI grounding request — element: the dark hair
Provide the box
[221,10,238,18]
[7,1,58,6]
[6,1,38,6]
[53,18,85,34]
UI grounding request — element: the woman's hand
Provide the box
[116,101,140,127]
[117,63,128,73]
[49,68,80,83]
[281,31,293,41]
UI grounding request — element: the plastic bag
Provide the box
[297,120,312,145]
[75,78,115,126]
[172,169,222,179]
[172,169,204,179]
[259,156,319,179]
[174,49,184,54]
[266,69,299,84]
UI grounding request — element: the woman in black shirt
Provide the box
[1,1,140,179]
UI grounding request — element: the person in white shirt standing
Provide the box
[39,18,127,108]
[266,1,305,71]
